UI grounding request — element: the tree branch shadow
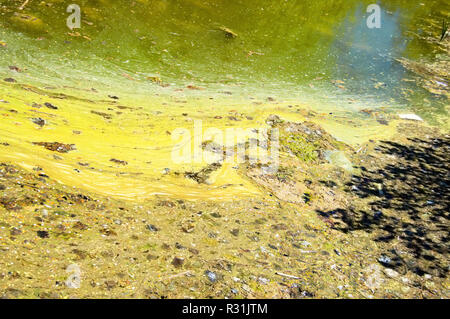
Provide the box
[316,137,449,277]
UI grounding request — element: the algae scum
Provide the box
[0,1,449,298]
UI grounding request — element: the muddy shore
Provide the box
[1,118,448,299]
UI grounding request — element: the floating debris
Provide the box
[31,117,46,127]
[399,113,424,121]
[9,66,22,72]
[32,142,76,153]
[91,110,112,119]
[44,102,58,110]
[110,158,128,165]
[219,26,237,38]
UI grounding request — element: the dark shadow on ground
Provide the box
[316,137,449,277]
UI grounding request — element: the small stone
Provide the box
[171,257,185,268]
[37,230,49,238]
[146,224,159,232]
[73,221,88,230]
[31,118,46,127]
[378,255,391,265]
[188,248,199,255]
[105,280,117,290]
[301,241,311,247]
[146,254,158,261]
[384,268,399,278]
[230,228,239,236]
[175,242,186,249]
[10,227,22,236]
[205,270,218,283]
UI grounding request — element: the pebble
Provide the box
[378,255,391,265]
[146,224,159,232]
[37,230,49,238]
[205,270,217,283]
[31,118,46,127]
[230,228,239,236]
[171,257,185,268]
[384,268,399,278]
[301,241,311,247]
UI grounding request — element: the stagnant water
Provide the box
[0,0,448,200]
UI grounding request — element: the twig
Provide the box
[19,0,30,10]
[275,272,301,280]
[163,271,191,280]
[440,20,448,42]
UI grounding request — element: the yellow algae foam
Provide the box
[0,82,412,201]
[0,84,266,201]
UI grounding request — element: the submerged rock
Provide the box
[324,150,354,172]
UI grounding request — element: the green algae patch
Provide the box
[281,134,319,163]
[9,13,47,35]
[275,117,352,164]
[243,115,356,205]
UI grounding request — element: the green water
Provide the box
[0,0,449,122]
